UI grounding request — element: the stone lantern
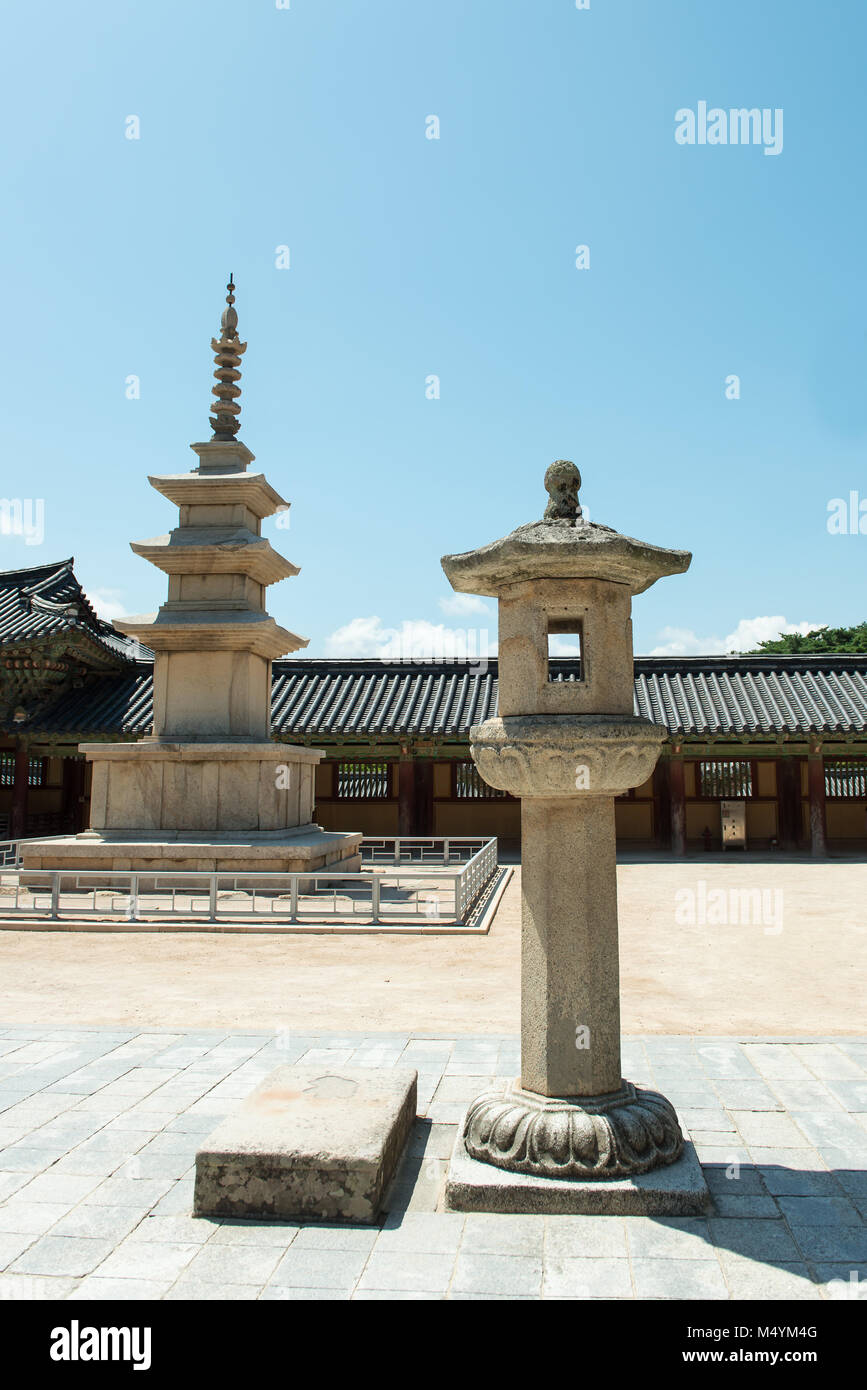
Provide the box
[442,461,709,1213]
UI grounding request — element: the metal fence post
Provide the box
[208,874,218,922]
[289,875,298,922]
[49,873,60,921]
[371,875,381,924]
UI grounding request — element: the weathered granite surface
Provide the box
[445,1123,711,1216]
[194,1066,417,1224]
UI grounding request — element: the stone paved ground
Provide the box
[0,1029,865,1301]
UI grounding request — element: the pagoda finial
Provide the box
[209,274,247,442]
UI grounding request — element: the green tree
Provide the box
[747,623,867,654]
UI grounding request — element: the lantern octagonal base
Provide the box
[445,1080,712,1217]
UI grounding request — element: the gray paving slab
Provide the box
[355,1250,455,1294]
[260,1285,353,1300]
[268,1246,370,1289]
[208,1220,298,1247]
[0,1273,81,1299]
[0,1232,38,1269]
[182,1242,283,1285]
[0,1201,71,1235]
[1,1030,866,1300]
[165,1278,260,1300]
[377,1211,465,1254]
[716,1252,820,1300]
[452,1252,542,1296]
[543,1256,633,1299]
[624,1217,715,1260]
[544,1215,628,1258]
[94,1238,200,1282]
[631,1256,728,1299]
[813,1264,867,1299]
[12,1235,115,1277]
[708,1217,802,1262]
[776,1194,863,1227]
[70,1277,175,1300]
[461,1212,545,1256]
[290,1224,378,1253]
[789,1225,867,1262]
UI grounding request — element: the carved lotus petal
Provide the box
[469,715,668,798]
[463,1081,683,1180]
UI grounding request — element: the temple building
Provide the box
[1,553,865,856]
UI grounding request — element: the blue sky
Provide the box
[2,0,865,656]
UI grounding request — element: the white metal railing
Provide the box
[0,835,68,868]
[455,837,498,920]
[360,836,490,866]
[0,837,499,928]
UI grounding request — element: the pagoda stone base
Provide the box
[80,741,322,835]
[19,825,362,890]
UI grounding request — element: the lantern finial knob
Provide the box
[543,459,582,521]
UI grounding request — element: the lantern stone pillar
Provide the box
[442,461,710,1213]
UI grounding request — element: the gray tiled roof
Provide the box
[17,655,867,741]
[0,558,133,660]
[633,659,867,736]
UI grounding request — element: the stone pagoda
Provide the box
[22,279,360,882]
[442,460,710,1214]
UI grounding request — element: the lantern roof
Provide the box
[441,460,691,597]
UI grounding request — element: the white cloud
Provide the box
[87,588,127,622]
[323,615,387,658]
[649,616,821,657]
[548,635,582,657]
[437,593,492,617]
[324,615,494,664]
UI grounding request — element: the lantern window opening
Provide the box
[546,616,583,683]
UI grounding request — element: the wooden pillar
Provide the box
[669,747,686,855]
[653,758,672,848]
[73,759,87,832]
[62,756,86,833]
[776,756,801,851]
[398,748,415,838]
[61,755,75,831]
[808,742,828,858]
[9,741,29,840]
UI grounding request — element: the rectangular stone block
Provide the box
[445,1127,712,1217]
[194,1067,417,1224]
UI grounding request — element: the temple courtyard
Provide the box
[1,856,865,1300]
[0,858,862,1035]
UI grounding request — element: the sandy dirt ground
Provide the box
[0,860,863,1035]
